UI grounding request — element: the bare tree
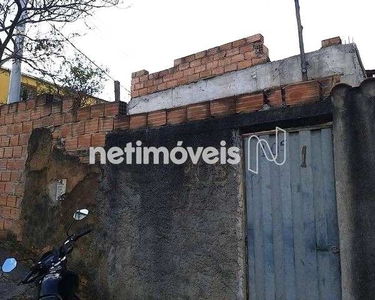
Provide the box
[0,0,120,66]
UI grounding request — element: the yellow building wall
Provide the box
[0,68,47,104]
[0,68,106,106]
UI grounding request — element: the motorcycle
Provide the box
[1,208,92,300]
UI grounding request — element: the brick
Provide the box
[60,124,71,138]
[52,103,62,114]
[91,104,105,118]
[5,182,14,193]
[114,116,129,130]
[5,114,13,124]
[188,73,200,82]
[166,80,177,89]
[132,69,149,78]
[148,110,166,127]
[42,116,53,127]
[236,93,264,113]
[224,63,238,73]
[322,36,342,48]
[91,132,106,147]
[226,48,240,57]
[0,182,5,192]
[252,56,268,66]
[53,114,63,126]
[18,133,30,146]
[214,51,226,61]
[64,112,76,123]
[14,111,31,123]
[162,73,173,82]
[72,122,85,136]
[104,103,119,117]
[178,62,190,71]
[1,171,10,181]
[194,65,206,74]
[0,125,7,135]
[78,134,91,148]
[6,196,17,208]
[22,121,32,133]
[148,86,158,94]
[206,61,219,70]
[1,136,10,147]
[187,102,210,121]
[284,80,321,106]
[0,159,7,169]
[265,87,283,107]
[231,54,244,64]
[200,70,212,78]
[26,99,36,110]
[244,51,257,60]
[190,59,202,68]
[32,118,42,129]
[41,104,52,117]
[10,171,21,182]
[12,146,22,158]
[8,103,17,113]
[210,98,236,117]
[62,99,74,112]
[17,121,26,134]
[129,114,147,129]
[0,148,3,158]
[195,50,207,59]
[246,33,264,44]
[0,105,8,115]
[77,107,91,121]
[220,42,232,51]
[30,108,41,120]
[99,118,114,132]
[7,159,25,171]
[167,107,187,125]
[85,119,99,133]
[65,137,78,150]
[17,101,26,111]
[237,60,253,70]
[157,82,168,91]
[3,147,12,158]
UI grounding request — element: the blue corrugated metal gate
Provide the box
[244,127,341,300]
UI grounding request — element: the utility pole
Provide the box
[7,0,28,104]
[294,0,308,81]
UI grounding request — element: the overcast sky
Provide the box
[64,0,374,101]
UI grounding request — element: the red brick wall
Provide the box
[131,34,270,98]
[0,98,124,239]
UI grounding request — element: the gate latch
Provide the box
[316,245,340,254]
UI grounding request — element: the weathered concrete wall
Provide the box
[331,79,375,300]
[94,125,246,299]
[129,44,366,114]
[20,128,102,299]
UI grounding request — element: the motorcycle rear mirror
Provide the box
[2,258,17,273]
[73,209,89,221]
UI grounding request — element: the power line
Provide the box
[49,22,131,95]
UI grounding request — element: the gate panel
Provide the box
[245,128,341,300]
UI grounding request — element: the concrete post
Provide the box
[331,78,375,300]
[7,0,28,104]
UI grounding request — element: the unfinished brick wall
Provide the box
[0,33,343,241]
[131,34,269,98]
